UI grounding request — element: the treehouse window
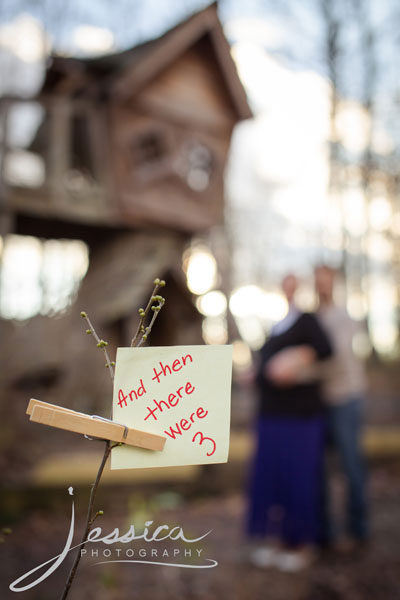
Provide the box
[3,101,46,188]
[185,141,213,192]
[131,131,167,165]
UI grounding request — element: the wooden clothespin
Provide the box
[27,399,166,452]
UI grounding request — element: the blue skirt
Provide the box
[246,415,325,546]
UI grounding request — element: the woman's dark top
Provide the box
[257,312,332,418]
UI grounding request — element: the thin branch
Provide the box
[81,311,115,381]
[131,278,165,347]
[130,282,159,346]
[60,279,166,600]
[59,441,111,600]
[136,297,165,347]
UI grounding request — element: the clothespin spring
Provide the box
[84,415,129,443]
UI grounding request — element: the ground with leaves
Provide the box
[2,458,400,600]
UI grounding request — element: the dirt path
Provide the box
[2,461,400,600]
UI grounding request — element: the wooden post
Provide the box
[0,98,10,212]
[48,97,72,204]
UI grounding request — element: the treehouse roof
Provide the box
[41,3,252,121]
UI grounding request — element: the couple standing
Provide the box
[247,266,368,571]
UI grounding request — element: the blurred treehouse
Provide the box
[0,4,250,439]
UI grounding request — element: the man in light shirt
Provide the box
[315,265,369,549]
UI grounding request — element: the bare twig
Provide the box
[136,295,165,347]
[59,441,112,600]
[131,278,165,347]
[80,311,115,380]
[60,279,166,600]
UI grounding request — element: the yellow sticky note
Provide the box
[111,345,232,470]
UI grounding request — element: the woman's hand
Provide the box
[264,346,316,386]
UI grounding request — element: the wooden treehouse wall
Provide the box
[109,39,235,232]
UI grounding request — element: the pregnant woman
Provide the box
[247,274,332,571]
